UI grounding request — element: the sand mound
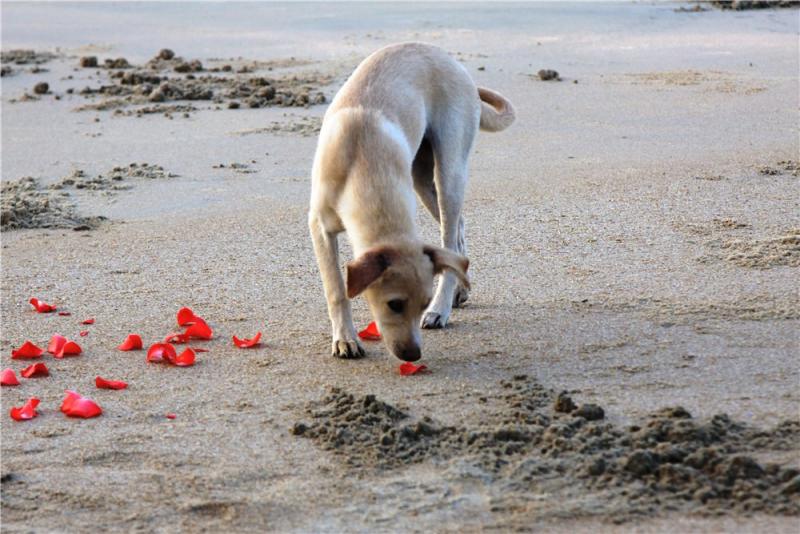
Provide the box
[1,177,104,231]
[294,376,799,521]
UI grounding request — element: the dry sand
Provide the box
[1,2,799,533]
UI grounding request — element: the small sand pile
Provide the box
[1,177,104,231]
[759,160,799,177]
[0,49,58,65]
[293,376,799,521]
[50,164,177,192]
[717,229,800,269]
[73,49,329,114]
[233,115,322,137]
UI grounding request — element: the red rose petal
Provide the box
[399,362,427,376]
[165,413,177,419]
[95,376,128,390]
[81,317,95,325]
[60,390,102,418]
[171,348,196,367]
[1,368,21,386]
[232,331,262,348]
[176,307,197,326]
[184,317,213,340]
[79,330,89,337]
[47,334,67,355]
[21,362,49,378]
[58,311,71,316]
[11,341,44,359]
[29,297,56,313]
[358,321,381,341]
[146,343,177,363]
[55,340,82,359]
[10,398,40,421]
[117,334,143,351]
[192,347,209,353]
[163,332,188,344]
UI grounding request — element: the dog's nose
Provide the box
[397,345,421,362]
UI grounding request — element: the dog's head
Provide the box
[346,243,469,361]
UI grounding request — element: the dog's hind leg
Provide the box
[413,137,469,308]
[309,212,365,358]
[421,117,477,329]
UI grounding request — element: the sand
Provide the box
[1,2,799,533]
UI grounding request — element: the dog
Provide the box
[308,42,515,361]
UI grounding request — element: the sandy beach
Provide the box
[1,2,799,532]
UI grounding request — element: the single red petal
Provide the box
[184,317,213,340]
[21,362,49,378]
[79,330,89,337]
[399,362,428,376]
[1,368,21,386]
[55,340,82,359]
[171,348,196,367]
[358,321,381,341]
[163,332,188,344]
[192,347,209,353]
[60,390,102,418]
[47,334,67,355]
[29,297,56,313]
[165,413,177,419]
[176,307,197,326]
[117,334,143,351]
[95,376,128,390]
[10,398,40,421]
[232,331,262,348]
[146,343,177,363]
[11,341,44,359]
[81,317,95,325]
[58,311,71,316]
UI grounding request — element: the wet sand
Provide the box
[1,3,799,532]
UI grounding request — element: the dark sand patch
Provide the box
[294,376,799,522]
[49,163,177,194]
[233,115,322,137]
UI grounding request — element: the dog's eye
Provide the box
[387,299,405,313]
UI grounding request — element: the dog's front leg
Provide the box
[309,214,365,358]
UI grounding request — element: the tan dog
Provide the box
[308,42,515,361]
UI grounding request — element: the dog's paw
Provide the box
[452,285,469,308]
[331,339,365,359]
[421,312,447,329]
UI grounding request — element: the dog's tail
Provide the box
[478,87,515,132]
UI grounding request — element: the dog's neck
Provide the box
[341,172,419,256]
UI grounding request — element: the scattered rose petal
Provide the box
[95,376,128,390]
[171,348,196,367]
[184,317,213,340]
[192,347,209,353]
[29,297,56,313]
[11,341,44,359]
[163,332,188,344]
[60,390,102,418]
[81,318,95,325]
[117,334,143,351]
[399,362,427,376]
[1,368,20,386]
[146,343,177,363]
[47,334,67,355]
[233,332,261,348]
[58,311,71,316]
[79,330,89,337]
[358,321,381,341]
[176,307,197,326]
[166,413,176,419]
[10,398,40,421]
[55,340,82,359]
[21,362,49,378]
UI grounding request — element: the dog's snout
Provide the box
[397,345,421,362]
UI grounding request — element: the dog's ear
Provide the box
[423,245,470,290]
[346,247,397,299]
